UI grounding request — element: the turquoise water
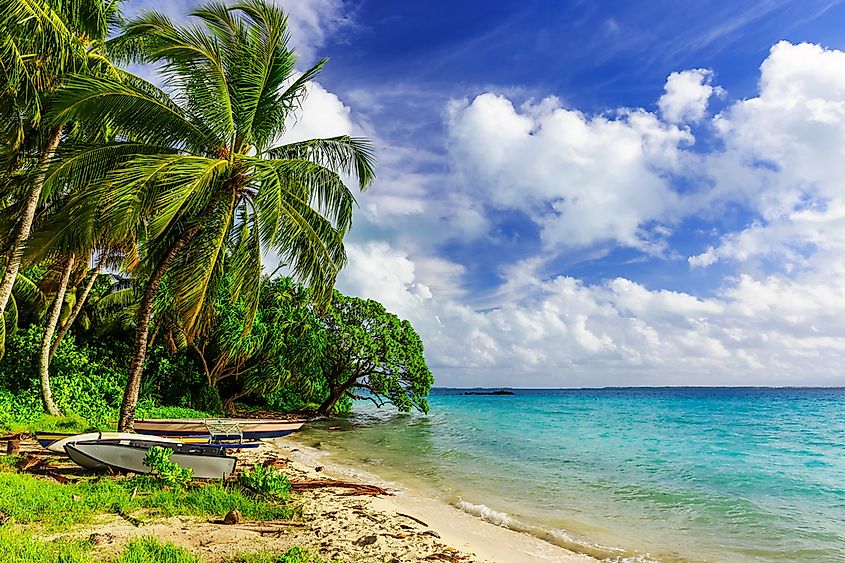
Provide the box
[296,388,845,562]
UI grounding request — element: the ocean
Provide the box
[294,388,845,562]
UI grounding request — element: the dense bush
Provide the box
[237,465,291,498]
[144,447,193,487]
[0,326,125,428]
[0,327,219,430]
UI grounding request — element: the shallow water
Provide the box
[296,388,845,562]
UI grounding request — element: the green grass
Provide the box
[0,527,93,562]
[227,547,334,563]
[0,531,205,563]
[5,414,103,435]
[0,471,293,531]
[114,537,200,563]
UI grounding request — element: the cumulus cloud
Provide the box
[696,41,845,273]
[277,79,356,144]
[658,69,723,124]
[447,94,691,252]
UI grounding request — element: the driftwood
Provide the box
[396,512,429,527]
[290,479,390,496]
[209,517,305,527]
[425,554,470,562]
[16,455,51,471]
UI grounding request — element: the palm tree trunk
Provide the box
[39,254,75,416]
[49,249,109,361]
[118,229,196,431]
[0,125,62,317]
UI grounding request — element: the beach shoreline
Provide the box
[271,435,597,563]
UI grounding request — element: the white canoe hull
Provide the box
[44,432,180,454]
[134,418,306,440]
[65,439,236,479]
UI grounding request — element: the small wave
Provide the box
[455,500,514,527]
[454,500,656,562]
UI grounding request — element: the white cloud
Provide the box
[446,94,691,252]
[278,80,356,144]
[695,41,845,274]
[658,69,723,124]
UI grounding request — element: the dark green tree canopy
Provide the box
[318,292,434,415]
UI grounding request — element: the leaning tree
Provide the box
[317,292,434,415]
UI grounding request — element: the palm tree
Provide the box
[0,0,121,342]
[51,0,375,430]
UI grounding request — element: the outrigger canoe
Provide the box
[35,432,258,454]
[37,432,211,452]
[133,418,306,440]
[37,432,182,454]
[65,439,236,479]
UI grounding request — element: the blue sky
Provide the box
[128,0,845,387]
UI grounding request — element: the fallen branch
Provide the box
[290,479,390,496]
[16,455,53,471]
[208,518,305,527]
[396,512,429,527]
[115,508,143,527]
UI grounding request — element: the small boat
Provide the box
[133,418,306,440]
[65,439,236,479]
[37,431,210,452]
[37,431,261,454]
[38,432,182,454]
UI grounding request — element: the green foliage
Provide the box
[229,547,333,563]
[238,465,291,498]
[114,537,200,563]
[317,292,435,415]
[143,447,192,488]
[135,405,213,420]
[0,326,125,428]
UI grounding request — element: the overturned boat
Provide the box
[133,418,306,441]
[65,439,237,479]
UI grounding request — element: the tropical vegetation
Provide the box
[0,0,435,434]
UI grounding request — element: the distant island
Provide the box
[460,389,515,396]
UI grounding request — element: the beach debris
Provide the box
[424,551,470,562]
[355,534,378,546]
[396,512,429,527]
[315,466,324,472]
[290,479,390,496]
[16,455,48,471]
[223,509,242,524]
[261,457,288,469]
[88,533,114,545]
[4,434,21,455]
[115,508,143,527]
[420,530,441,539]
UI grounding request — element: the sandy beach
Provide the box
[9,436,595,562]
[268,437,596,563]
